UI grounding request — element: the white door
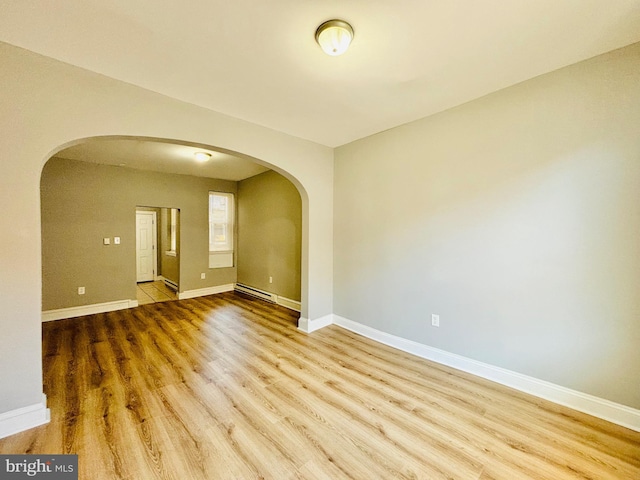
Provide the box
[136,211,156,282]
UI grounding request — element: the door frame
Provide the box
[135,209,158,283]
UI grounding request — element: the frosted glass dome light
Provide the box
[315,20,354,56]
[194,152,212,162]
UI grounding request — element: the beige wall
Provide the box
[334,43,640,409]
[41,158,234,309]
[0,41,333,416]
[238,170,302,301]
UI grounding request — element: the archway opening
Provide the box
[40,135,307,321]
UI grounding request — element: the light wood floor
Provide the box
[1,293,638,479]
[136,280,178,305]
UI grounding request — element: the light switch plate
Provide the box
[114,237,120,245]
[103,237,111,245]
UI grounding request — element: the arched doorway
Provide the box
[0,44,333,435]
[40,136,303,317]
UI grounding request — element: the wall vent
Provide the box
[235,283,277,303]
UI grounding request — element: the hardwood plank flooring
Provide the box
[1,292,638,479]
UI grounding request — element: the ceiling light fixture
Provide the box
[194,151,212,162]
[315,19,354,56]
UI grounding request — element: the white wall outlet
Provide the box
[114,236,121,245]
[78,287,85,295]
[431,314,440,327]
[269,276,273,284]
[200,273,206,279]
[103,237,110,245]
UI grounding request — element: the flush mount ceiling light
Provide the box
[315,19,354,56]
[194,151,212,162]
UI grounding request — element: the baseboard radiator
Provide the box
[234,283,277,303]
[163,278,179,291]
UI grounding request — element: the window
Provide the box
[166,208,178,256]
[208,192,234,268]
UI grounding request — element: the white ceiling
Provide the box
[2,1,640,150]
[57,139,270,181]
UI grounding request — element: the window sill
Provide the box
[209,251,234,268]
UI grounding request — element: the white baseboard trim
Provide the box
[0,394,50,439]
[42,299,138,322]
[298,314,333,334]
[178,283,234,300]
[332,315,640,433]
[276,296,301,312]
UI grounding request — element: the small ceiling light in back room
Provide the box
[315,19,354,56]
[194,151,212,162]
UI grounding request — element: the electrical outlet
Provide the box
[431,314,440,327]
[103,237,110,245]
[114,236,121,245]
[78,287,85,295]
[200,273,206,279]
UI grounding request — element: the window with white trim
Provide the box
[208,192,234,268]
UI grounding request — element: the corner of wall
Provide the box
[0,394,50,439]
[297,314,334,334]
